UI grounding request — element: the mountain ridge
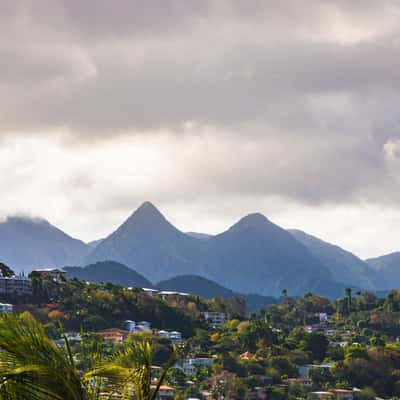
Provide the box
[0,216,90,273]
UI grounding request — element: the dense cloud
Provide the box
[1,1,400,257]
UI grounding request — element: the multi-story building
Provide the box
[202,311,227,327]
[0,274,32,296]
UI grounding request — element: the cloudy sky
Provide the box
[1,0,400,258]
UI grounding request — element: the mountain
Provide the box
[203,213,340,297]
[158,274,238,298]
[0,216,90,273]
[84,202,348,297]
[64,261,153,288]
[157,274,276,312]
[366,252,400,289]
[289,229,377,290]
[84,202,207,283]
[87,239,104,248]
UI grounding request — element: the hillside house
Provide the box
[98,328,129,343]
[202,311,227,327]
[0,303,13,313]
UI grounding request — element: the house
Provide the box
[202,311,227,327]
[124,320,136,332]
[124,320,151,333]
[135,321,151,332]
[0,303,13,313]
[158,330,182,344]
[181,361,197,376]
[98,328,129,343]
[65,332,82,342]
[299,364,332,379]
[304,324,324,333]
[32,268,66,282]
[332,389,353,400]
[319,313,328,322]
[142,288,159,296]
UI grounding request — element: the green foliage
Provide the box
[0,263,14,278]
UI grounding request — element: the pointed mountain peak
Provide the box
[131,201,165,220]
[238,212,270,226]
[113,201,177,237]
[226,212,273,234]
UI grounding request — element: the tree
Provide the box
[345,288,352,314]
[0,263,14,278]
[210,371,247,399]
[301,332,329,362]
[0,312,175,400]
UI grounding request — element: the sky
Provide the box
[1,0,400,259]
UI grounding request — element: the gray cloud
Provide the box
[1,0,400,257]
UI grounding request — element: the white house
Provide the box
[0,303,13,313]
[202,312,227,327]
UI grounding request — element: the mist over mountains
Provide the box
[0,216,90,272]
[1,201,400,298]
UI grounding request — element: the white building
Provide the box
[202,312,227,327]
[158,330,182,344]
[124,320,151,333]
[0,303,13,313]
[124,320,136,332]
[181,361,197,376]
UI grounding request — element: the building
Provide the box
[299,364,333,379]
[32,268,66,283]
[123,320,151,333]
[98,328,129,343]
[181,361,197,376]
[137,321,151,331]
[202,311,227,327]
[0,303,13,313]
[187,357,214,367]
[0,274,31,296]
[124,320,136,332]
[158,330,182,344]
[309,392,334,400]
[332,389,353,400]
[142,288,159,296]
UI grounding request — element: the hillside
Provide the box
[0,216,90,273]
[157,274,276,312]
[64,261,153,288]
[366,252,400,290]
[289,229,377,290]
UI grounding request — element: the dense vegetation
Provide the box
[4,264,400,399]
